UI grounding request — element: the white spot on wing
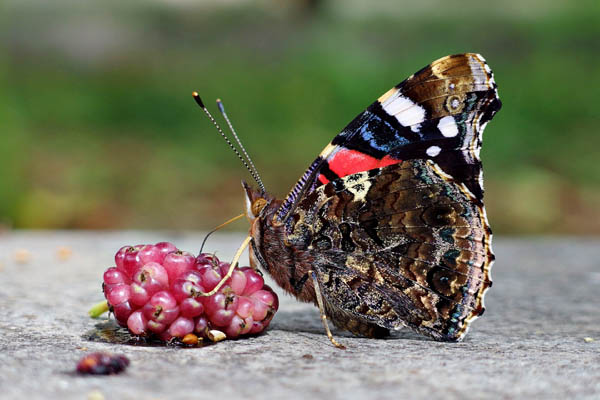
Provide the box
[380,91,426,126]
[426,146,441,157]
[478,169,485,191]
[437,116,459,137]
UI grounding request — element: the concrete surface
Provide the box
[0,231,598,400]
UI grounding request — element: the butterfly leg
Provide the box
[310,271,346,350]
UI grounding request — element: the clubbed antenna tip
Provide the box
[216,98,225,114]
[192,92,205,108]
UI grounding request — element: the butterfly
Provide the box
[197,53,501,347]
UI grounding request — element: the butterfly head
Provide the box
[242,181,270,221]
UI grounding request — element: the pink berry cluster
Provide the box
[102,242,278,342]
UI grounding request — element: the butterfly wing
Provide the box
[276,53,500,223]
[287,160,493,341]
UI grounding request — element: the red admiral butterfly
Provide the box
[195,53,501,348]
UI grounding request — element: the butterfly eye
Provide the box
[251,198,268,217]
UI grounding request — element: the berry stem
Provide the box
[88,300,110,318]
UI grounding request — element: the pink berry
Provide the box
[230,269,247,296]
[139,276,164,297]
[198,267,222,291]
[250,287,278,309]
[224,315,245,338]
[127,310,148,335]
[204,288,237,314]
[130,280,166,308]
[249,321,265,334]
[105,283,131,306]
[180,270,204,285]
[171,280,198,303]
[155,242,177,259]
[171,271,206,302]
[103,267,130,285]
[204,289,238,327]
[264,285,279,311]
[124,250,142,275]
[143,291,179,325]
[225,315,254,338]
[179,298,204,318]
[194,316,209,336]
[251,298,270,321]
[147,320,167,334]
[210,309,235,327]
[168,317,195,338]
[236,297,255,319]
[133,262,169,287]
[163,251,196,283]
[138,244,164,265]
[114,245,131,272]
[240,316,254,335]
[242,267,264,295]
[112,301,133,326]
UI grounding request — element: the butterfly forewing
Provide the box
[276,53,500,223]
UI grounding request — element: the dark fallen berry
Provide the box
[76,352,130,375]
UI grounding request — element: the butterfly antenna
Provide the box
[216,98,266,194]
[192,92,265,192]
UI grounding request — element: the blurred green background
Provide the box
[2,0,599,234]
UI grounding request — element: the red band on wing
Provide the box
[329,149,400,177]
[316,149,401,186]
[318,175,330,185]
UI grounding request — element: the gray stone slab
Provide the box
[0,231,598,399]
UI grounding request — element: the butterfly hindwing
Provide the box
[286,160,493,341]
[276,53,501,223]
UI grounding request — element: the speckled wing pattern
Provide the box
[287,160,493,340]
[278,53,500,341]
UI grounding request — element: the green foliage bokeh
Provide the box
[2,0,599,234]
